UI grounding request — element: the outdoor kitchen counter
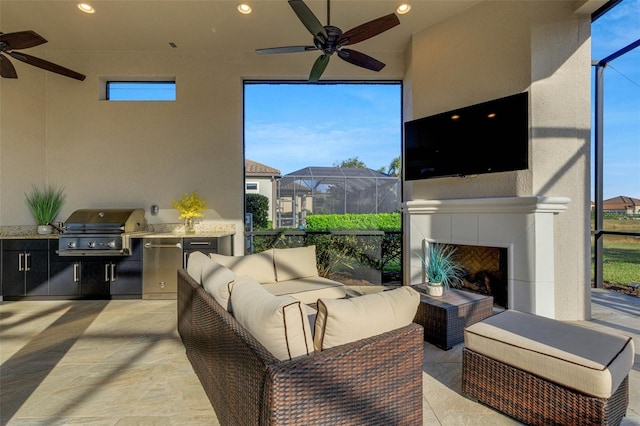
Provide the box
[0,226,61,239]
[0,234,60,239]
[1,224,236,239]
[0,232,235,239]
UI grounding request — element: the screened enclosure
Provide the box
[275,167,400,228]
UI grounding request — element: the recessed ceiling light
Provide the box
[397,4,411,14]
[77,3,95,14]
[237,3,252,14]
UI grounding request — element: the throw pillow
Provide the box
[273,245,319,282]
[314,286,420,351]
[231,275,314,361]
[186,251,213,284]
[210,249,276,283]
[201,260,237,311]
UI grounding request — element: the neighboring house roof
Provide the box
[602,196,640,210]
[245,159,281,178]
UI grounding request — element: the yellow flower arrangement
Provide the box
[172,192,207,220]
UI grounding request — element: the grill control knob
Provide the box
[88,241,96,248]
[67,241,76,249]
[107,241,116,248]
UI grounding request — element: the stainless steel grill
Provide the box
[58,208,146,256]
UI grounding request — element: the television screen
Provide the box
[404,92,529,181]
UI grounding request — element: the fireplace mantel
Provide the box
[402,196,571,318]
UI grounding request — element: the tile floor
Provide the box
[1,289,638,425]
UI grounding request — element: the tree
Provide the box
[386,156,401,177]
[245,193,269,230]
[334,156,366,168]
[377,156,401,176]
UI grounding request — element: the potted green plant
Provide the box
[418,243,465,296]
[172,191,207,234]
[25,184,66,234]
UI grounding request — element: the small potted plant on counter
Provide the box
[172,191,207,234]
[25,184,66,234]
[419,243,465,296]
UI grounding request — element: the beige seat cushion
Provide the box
[186,251,213,283]
[262,276,346,304]
[230,275,314,361]
[273,246,319,281]
[314,286,420,351]
[210,249,276,284]
[201,260,237,312]
[464,310,635,398]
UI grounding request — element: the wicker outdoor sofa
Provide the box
[177,265,425,425]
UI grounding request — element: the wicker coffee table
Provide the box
[411,285,494,350]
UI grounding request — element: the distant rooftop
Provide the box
[245,159,280,177]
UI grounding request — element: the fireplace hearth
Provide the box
[450,244,508,308]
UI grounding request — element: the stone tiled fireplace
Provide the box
[403,197,570,318]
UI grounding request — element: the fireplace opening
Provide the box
[449,244,508,308]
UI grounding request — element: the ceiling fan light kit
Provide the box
[256,0,400,82]
[0,30,86,81]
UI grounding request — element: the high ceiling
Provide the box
[0,0,481,55]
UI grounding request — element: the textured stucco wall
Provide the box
[404,1,592,319]
[0,45,404,254]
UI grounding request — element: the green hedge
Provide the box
[305,213,400,231]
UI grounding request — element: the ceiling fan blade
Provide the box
[288,0,328,41]
[0,30,47,50]
[0,54,18,78]
[256,45,318,55]
[309,54,330,82]
[338,14,400,46]
[8,51,85,81]
[337,48,385,72]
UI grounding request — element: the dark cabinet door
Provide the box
[80,261,111,297]
[182,236,233,267]
[1,240,49,297]
[25,250,49,296]
[110,260,142,296]
[49,260,80,296]
[1,251,26,296]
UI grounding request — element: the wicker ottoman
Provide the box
[462,310,635,426]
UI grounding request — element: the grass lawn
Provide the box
[591,217,640,287]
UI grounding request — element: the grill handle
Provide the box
[144,242,183,249]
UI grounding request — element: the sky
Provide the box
[244,83,401,175]
[244,2,639,199]
[591,0,640,200]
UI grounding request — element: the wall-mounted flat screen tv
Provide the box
[404,92,529,181]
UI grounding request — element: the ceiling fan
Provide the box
[256,0,400,82]
[0,30,86,81]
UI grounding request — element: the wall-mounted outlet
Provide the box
[151,204,159,215]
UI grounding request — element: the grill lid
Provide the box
[63,209,146,234]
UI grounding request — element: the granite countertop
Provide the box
[0,223,236,240]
